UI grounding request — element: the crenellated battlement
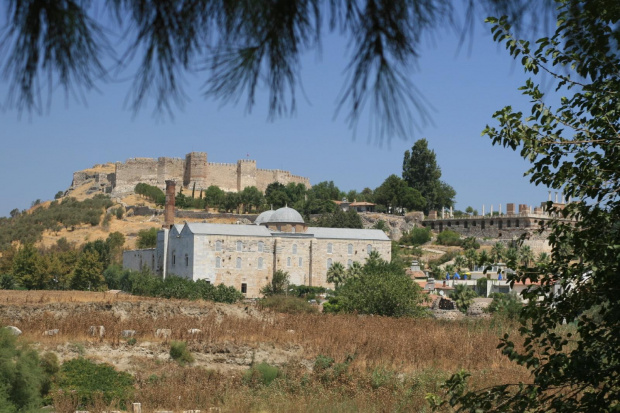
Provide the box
[86,151,311,196]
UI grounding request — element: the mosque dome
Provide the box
[255,209,275,225]
[269,206,305,224]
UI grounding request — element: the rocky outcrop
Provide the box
[359,211,424,241]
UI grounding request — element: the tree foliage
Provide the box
[402,139,456,212]
[324,252,425,317]
[136,227,159,249]
[374,174,425,213]
[432,2,620,411]
[0,1,554,139]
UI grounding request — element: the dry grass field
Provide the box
[0,290,529,412]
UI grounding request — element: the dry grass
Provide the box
[1,291,530,412]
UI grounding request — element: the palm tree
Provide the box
[477,250,491,270]
[491,242,506,263]
[505,247,519,269]
[346,261,363,279]
[519,245,535,267]
[464,248,478,271]
[327,262,346,288]
[454,255,467,273]
[452,284,477,313]
[537,252,550,265]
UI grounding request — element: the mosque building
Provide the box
[123,181,391,298]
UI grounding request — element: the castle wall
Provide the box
[114,158,159,194]
[207,163,238,192]
[184,152,208,187]
[156,157,185,187]
[237,160,257,191]
[256,169,310,192]
[108,152,310,196]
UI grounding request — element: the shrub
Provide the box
[136,228,158,249]
[436,230,462,246]
[258,295,318,314]
[169,341,194,365]
[54,358,134,408]
[260,270,290,296]
[451,284,477,313]
[0,273,16,289]
[400,226,432,246]
[487,292,522,319]
[0,328,46,411]
[243,362,281,386]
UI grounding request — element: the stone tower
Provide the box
[237,159,257,191]
[183,152,208,187]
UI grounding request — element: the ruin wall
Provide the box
[207,162,238,192]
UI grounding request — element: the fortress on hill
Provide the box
[71,152,311,195]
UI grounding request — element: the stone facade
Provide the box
[72,152,310,195]
[123,208,391,298]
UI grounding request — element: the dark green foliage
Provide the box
[435,230,461,246]
[325,253,426,317]
[374,174,426,213]
[0,328,49,412]
[136,227,158,249]
[117,269,244,304]
[70,250,105,291]
[55,358,134,407]
[287,284,326,298]
[240,186,264,213]
[54,191,64,200]
[169,341,194,365]
[402,139,456,213]
[433,3,620,411]
[260,270,290,296]
[372,220,388,231]
[114,207,124,219]
[134,183,165,206]
[487,292,521,319]
[0,195,112,251]
[400,226,431,246]
[258,295,319,314]
[311,209,363,229]
[460,237,479,250]
[264,182,290,209]
[450,284,477,313]
[0,274,16,290]
[244,362,281,387]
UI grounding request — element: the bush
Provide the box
[169,341,194,365]
[54,358,134,408]
[400,226,432,246]
[436,230,462,246]
[0,273,16,289]
[243,362,281,387]
[451,284,477,313]
[487,292,522,319]
[136,228,158,249]
[258,295,318,314]
[260,270,290,296]
[0,328,46,411]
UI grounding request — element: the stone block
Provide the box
[89,325,105,337]
[155,328,172,338]
[121,330,136,338]
[43,329,59,336]
[4,326,22,336]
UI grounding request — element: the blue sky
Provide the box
[0,9,555,218]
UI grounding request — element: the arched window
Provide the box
[348,244,353,255]
[287,257,292,267]
[327,258,332,269]
[185,254,189,266]
[367,244,372,254]
[215,257,221,268]
[172,251,176,266]
[237,241,243,252]
[299,257,303,267]
[327,243,333,254]
[292,244,297,254]
[215,240,222,251]
[258,241,264,252]
[347,259,352,268]
[258,257,264,269]
[236,257,242,269]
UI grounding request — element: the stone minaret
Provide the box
[164,180,176,229]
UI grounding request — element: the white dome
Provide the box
[269,206,305,224]
[255,210,275,225]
